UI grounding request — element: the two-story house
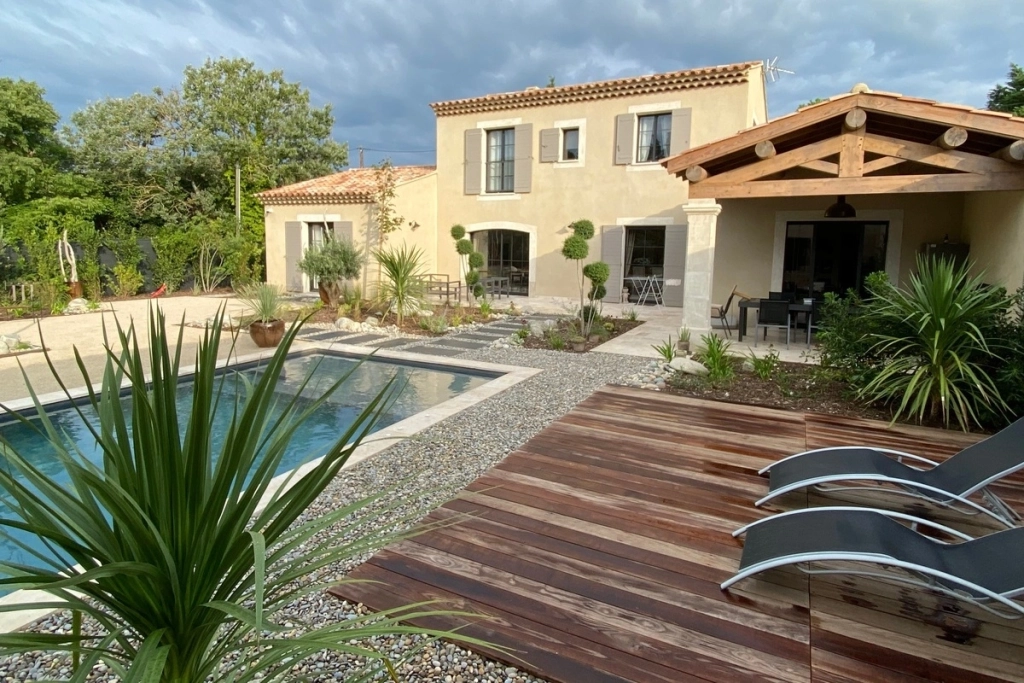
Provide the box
[260,60,767,306]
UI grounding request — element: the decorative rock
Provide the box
[363,316,380,327]
[335,317,360,332]
[63,298,90,315]
[0,334,20,353]
[419,310,434,317]
[670,356,709,376]
[528,319,555,337]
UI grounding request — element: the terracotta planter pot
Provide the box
[317,282,331,305]
[249,319,285,348]
[677,340,690,354]
[588,334,601,343]
[67,281,83,298]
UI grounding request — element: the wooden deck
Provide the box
[330,388,1024,682]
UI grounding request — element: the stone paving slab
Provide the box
[456,329,509,339]
[428,338,489,350]
[371,338,420,348]
[404,345,465,357]
[458,332,508,342]
[300,329,352,341]
[338,334,387,345]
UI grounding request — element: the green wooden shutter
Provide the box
[464,129,483,195]
[539,128,559,162]
[601,225,624,303]
[670,108,692,156]
[514,123,533,193]
[284,221,304,292]
[662,224,687,307]
[614,114,634,165]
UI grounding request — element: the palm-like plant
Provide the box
[859,256,1009,431]
[374,244,427,327]
[0,308,487,681]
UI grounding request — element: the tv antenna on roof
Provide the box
[763,57,794,83]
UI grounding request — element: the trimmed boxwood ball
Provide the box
[569,219,595,240]
[465,270,480,286]
[456,238,474,255]
[582,261,610,286]
[472,284,485,298]
[450,224,466,240]
[468,251,485,269]
[561,234,589,261]
[589,284,607,301]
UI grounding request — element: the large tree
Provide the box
[987,63,1024,117]
[0,78,64,205]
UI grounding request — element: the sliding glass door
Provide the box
[783,221,888,298]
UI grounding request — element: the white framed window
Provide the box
[636,112,672,163]
[486,128,515,193]
[562,128,579,161]
[552,118,585,167]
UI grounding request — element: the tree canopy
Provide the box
[987,63,1024,117]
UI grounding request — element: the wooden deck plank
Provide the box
[330,391,1024,682]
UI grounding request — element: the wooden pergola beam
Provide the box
[754,140,776,159]
[688,172,1024,199]
[798,159,839,175]
[685,166,708,183]
[690,137,842,186]
[863,133,1022,174]
[993,140,1024,162]
[933,127,968,149]
[861,156,906,174]
[839,129,866,177]
[843,107,867,130]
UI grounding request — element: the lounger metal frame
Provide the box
[723,507,1024,619]
[758,446,1022,528]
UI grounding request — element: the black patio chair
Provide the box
[711,286,738,338]
[757,416,1024,527]
[754,299,790,348]
[721,507,1024,619]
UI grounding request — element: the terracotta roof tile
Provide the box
[430,61,761,117]
[257,165,436,205]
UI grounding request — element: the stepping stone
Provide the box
[299,329,345,340]
[459,329,510,338]
[372,338,418,348]
[338,334,387,345]
[431,338,488,350]
[407,345,465,357]
[487,322,528,329]
[459,332,508,342]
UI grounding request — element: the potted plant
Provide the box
[297,238,363,307]
[240,283,285,347]
[570,335,586,352]
[677,326,691,354]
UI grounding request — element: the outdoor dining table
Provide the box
[737,298,813,343]
[482,276,510,299]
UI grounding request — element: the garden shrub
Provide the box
[297,237,363,307]
[111,263,144,298]
[152,229,195,292]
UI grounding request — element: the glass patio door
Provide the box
[485,230,529,295]
[307,223,327,291]
[783,221,888,298]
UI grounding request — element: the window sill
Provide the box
[626,162,667,172]
[554,159,583,168]
[478,193,522,201]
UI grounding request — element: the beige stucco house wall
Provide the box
[431,62,767,302]
[963,190,1024,291]
[261,168,437,296]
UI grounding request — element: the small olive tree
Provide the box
[561,219,609,338]
[297,238,363,307]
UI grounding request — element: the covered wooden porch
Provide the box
[663,88,1024,336]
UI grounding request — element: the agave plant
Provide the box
[858,256,1009,431]
[0,308,488,681]
[374,244,427,327]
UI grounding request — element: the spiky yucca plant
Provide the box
[0,308,487,681]
[374,245,427,327]
[858,256,1008,431]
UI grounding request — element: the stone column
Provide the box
[681,199,722,337]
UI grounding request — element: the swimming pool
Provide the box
[0,351,493,582]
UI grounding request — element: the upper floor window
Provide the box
[637,113,672,163]
[562,128,579,161]
[486,128,515,193]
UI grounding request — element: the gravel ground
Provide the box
[0,346,647,682]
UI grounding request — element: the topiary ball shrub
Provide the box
[569,219,595,241]
[561,234,589,261]
[450,224,466,240]
[473,284,485,298]
[589,284,607,301]
[456,238,474,256]
[468,251,484,269]
[465,270,480,286]
[582,261,610,286]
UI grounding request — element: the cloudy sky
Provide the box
[3,0,1022,166]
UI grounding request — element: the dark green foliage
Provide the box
[456,239,473,256]
[561,234,588,261]
[450,224,466,240]
[568,219,595,240]
[467,251,484,269]
[590,284,607,301]
[582,261,609,284]
[988,63,1024,116]
[297,237,363,306]
[581,304,601,325]
[465,270,480,286]
[698,334,735,384]
[472,283,484,298]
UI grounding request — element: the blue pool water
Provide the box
[0,353,491,584]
